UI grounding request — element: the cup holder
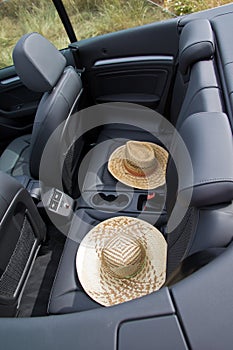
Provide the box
[91,192,130,209]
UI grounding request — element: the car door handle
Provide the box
[0,76,20,86]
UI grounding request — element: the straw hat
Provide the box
[76,216,167,306]
[108,141,168,189]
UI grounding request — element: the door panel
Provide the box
[0,81,41,121]
[0,66,41,116]
[74,18,179,114]
[90,58,173,112]
[0,66,42,151]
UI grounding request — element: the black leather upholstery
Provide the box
[48,19,233,314]
[212,12,233,127]
[79,103,172,193]
[167,112,233,275]
[81,19,223,193]
[171,19,223,128]
[0,33,83,187]
[165,248,225,286]
[29,66,82,180]
[82,124,166,192]
[0,171,46,317]
[178,112,233,206]
[179,19,215,75]
[13,33,66,92]
[175,60,223,129]
[0,135,31,176]
[49,112,233,314]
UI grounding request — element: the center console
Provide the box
[16,170,168,232]
[77,185,167,228]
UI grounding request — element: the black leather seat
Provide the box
[79,103,170,193]
[0,171,46,317]
[0,33,82,190]
[48,20,233,315]
[170,19,223,128]
[48,111,233,315]
[80,19,223,195]
[166,111,233,275]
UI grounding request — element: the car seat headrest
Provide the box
[179,19,215,75]
[13,32,66,92]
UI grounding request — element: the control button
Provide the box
[53,190,62,201]
[49,199,59,211]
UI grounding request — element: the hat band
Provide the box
[123,159,156,178]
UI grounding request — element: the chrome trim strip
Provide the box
[1,76,20,85]
[94,55,174,67]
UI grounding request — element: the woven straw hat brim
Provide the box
[108,142,168,190]
[76,216,167,306]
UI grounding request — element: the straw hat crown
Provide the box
[124,141,158,176]
[102,233,146,279]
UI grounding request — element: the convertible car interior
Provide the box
[1,2,233,349]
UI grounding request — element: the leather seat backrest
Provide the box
[13,33,83,181]
[166,112,233,274]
